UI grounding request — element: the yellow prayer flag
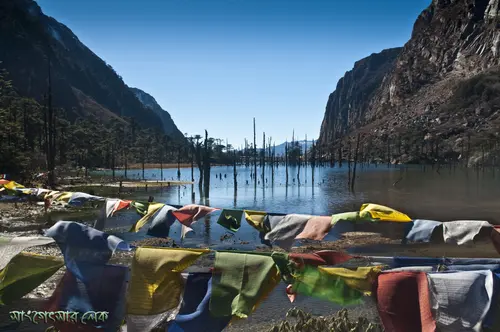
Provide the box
[126,247,209,315]
[44,191,60,199]
[56,192,73,202]
[244,210,267,232]
[130,203,165,232]
[320,266,384,296]
[4,181,24,190]
[0,252,63,305]
[359,203,411,222]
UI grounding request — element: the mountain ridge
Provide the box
[130,87,185,142]
[318,0,500,165]
[0,0,183,140]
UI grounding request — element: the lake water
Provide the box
[87,164,500,249]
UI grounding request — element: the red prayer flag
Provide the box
[375,272,435,332]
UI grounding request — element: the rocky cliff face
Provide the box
[131,87,185,142]
[319,0,500,165]
[318,48,401,144]
[0,0,182,136]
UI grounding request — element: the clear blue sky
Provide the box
[37,0,430,148]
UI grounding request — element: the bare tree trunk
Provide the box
[311,140,316,184]
[297,142,301,186]
[124,150,128,179]
[272,142,275,184]
[253,118,257,184]
[285,141,289,186]
[160,150,163,181]
[233,150,237,193]
[338,144,342,168]
[305,135,308,166]
[191,146,194,182]
[262,132,265,183]
[141,145,146,180]
[351,134,361,191]
[111,145,115,181]
[177,146,181,179]
[203,130,211,199]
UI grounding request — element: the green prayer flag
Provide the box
[0,252,64,305]
[270,252,295,283]
[292,265,364,305]
[210,251,281,318]
[131,201,149,216]
[331,211,375,226]
[217,209,244,232]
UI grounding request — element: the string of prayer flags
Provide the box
[217,209,244,232]
[130,203,165,232]
[45,265,128,332]
[209,251,281,318]
[171,204,219,227]
[375,271,435,332]
[45,221,130,281]
[0,252,63,305]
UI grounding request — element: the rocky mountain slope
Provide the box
[319,48,402,144]
[274,140,317,156]
[0,0,183,140]
[130,88,185,141]
[318,0,500,165]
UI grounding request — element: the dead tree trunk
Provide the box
[203,130,211,199]
[351,134,361,191]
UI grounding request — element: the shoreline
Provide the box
[104,163,231,170]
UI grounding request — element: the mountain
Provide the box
[318,0,500,165]
[0,0,182,139]
[130,87,185,141]
[273,140,317,156]
[319,48,402,144]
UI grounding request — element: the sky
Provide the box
[36,0,430,147]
